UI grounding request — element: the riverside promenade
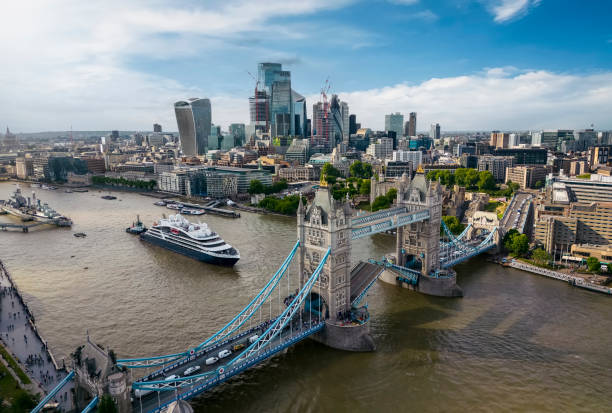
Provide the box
[0,260,74,411]
[509,260,612,295]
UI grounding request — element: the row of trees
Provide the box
[92,175,156,190]
[258,194,305,215]
[426,168,497,191]
[248,179,288,195]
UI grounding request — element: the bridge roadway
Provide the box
[350,261,385,304]
[501,192,533,232]
[134,316,321,413]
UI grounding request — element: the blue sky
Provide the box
[1,0,611,132]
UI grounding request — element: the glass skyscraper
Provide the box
[174,98,211,156]
[385,113,404,140]
[256,63,295,137]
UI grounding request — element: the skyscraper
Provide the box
[229,123,246,146]
[312,101,332,153]
[330,94,350,145]
[409,112,417,137]
[153,123,162,133]
[292,91,307,138]
[385,113,404,139]
[174,98,211,156]
[257,63,294,137]
[430,123,440,140]
[349,114,357,135]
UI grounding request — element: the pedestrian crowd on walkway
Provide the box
[0,263,73,411]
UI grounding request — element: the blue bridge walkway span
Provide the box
[115,241,332,413]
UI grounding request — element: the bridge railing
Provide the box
[351,209,430,240]
[118,240,300,369]
[133,247,332,393]
[351,207,407,226]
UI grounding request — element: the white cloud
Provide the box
[0,2,609,134]
[483,0,541,23]
[330,69,612,131]
[0,0,356,131]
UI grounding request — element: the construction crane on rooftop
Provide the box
[247,71,269,134]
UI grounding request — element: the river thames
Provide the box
[1,181,611,412]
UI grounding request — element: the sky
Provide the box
[0,0,611,133]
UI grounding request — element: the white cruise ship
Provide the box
[140,214,240,266]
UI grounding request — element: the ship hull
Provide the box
[140,231,239,266]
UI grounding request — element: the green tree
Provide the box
[510,233,529,256]
[322,163,341,181]
[350,161,364,179]
[442,216,466,236]
[371,195,390,212]
[586,257,600,272]
[465,168,480,188]
[359,179,371,195]
[386,188,397,204]
[503,229,519,252]
[248,179,265,195]
[98,395,118,413]
[534,180,544,189]
[531,248,551,266]
[478,171,496,191]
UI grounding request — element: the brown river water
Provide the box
[1,182,611,412]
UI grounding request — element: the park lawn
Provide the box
[484,201,501,212]
[0,360,32,403]
[0,343,31,384]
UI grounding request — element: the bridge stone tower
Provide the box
[388,171,463,297]
[297,188,352,319]
[396,171,442,275]
[297,187,375,351]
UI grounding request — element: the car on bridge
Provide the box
[183,365,201,376]
[218,349,232,359]
[205,356,218,365]
[165,374,180,381]
[233,343,246,351]
[249,334,259,343]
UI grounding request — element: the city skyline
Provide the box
[0,1,611,132]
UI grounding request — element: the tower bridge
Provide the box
[33,172,500,413]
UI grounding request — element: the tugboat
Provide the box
[126,215,147,234]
